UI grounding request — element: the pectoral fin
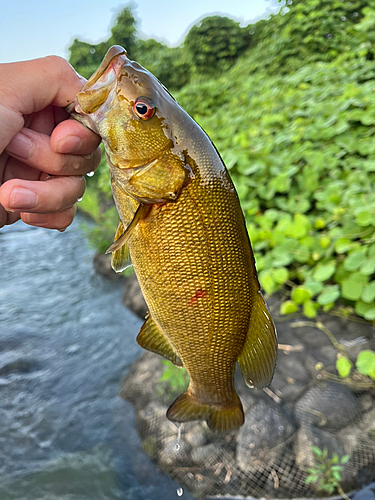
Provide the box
[111,221,132,272]
[105,203,151,255]
[238,292,277,389]
[137,315,182,367]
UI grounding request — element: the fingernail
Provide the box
[9,188,38,210]
[56,136,82,154]
[5,132,34,159]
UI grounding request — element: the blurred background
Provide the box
[1,0,375,499]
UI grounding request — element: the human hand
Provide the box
[0,56,102,231]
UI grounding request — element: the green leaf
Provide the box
[312,446,322,457]
[360,258,375,276]
[305,475,319,484]
[335,238,352,254]
[356,350,375,378]
[317,285,340,305]
[313,263,336,282]
[332,471,342,482]
[303,300,318,318]
[344,250,367,272]
[336,355,352,378]
[273,267,289,284]
[362,282,375,303]
[340,455,350,464]
[280,300,298,315]
[341,279,364,301]
[356,211,372,226]
[292,286,312,304]
[259,271,276,294]
[304,281,324,297]
[364,308,375,321]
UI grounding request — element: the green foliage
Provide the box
[71,0,375,322]
[135,40,191,90]
[184,16,251,76]
[157,361,189,400]
[305,446,350,494]
[69,39,110,80]
[335,349,375,380]
[174,0,375,321]
[108,6,137,55]
[356,349,375,379]
[336,355,353,378]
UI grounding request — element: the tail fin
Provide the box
[166,390,244,432]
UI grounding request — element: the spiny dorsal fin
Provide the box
[238,292,277,389]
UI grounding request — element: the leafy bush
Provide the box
[72,0,375,322]
[305,446,350,496]
[175,7,375,321]
[184,16,252,76]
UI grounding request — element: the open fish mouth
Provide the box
[66,46,128,117]
[82,45,127,93]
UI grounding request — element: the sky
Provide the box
[1,0,279,64]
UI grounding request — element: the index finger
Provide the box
[0,56,85,115]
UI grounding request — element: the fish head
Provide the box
[68,45,184,170]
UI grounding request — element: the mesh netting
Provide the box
[120,295,375,499]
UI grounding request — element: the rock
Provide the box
[135,400,171,441]
[294,382,360,430]
[359,394,374,412]
[0,359,40,376]
[236,400,295,471]
[93,253,125,281]
[271,381,307,403]
[157,437,192,468]
[120,352,162,405]
[191,444,221,466]
[184,423,208,449]
[122,274,147,319]
[294,424,346,470]
[276,350,310,385]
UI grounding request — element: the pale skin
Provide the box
[0,55,102,231]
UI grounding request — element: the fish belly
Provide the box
[128,174,257,427]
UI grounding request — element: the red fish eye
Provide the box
[133,97,155,120]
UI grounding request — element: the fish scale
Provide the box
[68,45,277,432]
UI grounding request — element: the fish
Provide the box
[67,45,277,432]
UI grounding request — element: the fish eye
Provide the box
[133,97,155,120]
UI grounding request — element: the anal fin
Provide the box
[111,220,132,272]
[238,292,277,389]
[137,315,182,367]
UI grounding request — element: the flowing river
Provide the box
[0,215,194,500]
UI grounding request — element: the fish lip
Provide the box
[82,45,128,92]
[65,45,128,117]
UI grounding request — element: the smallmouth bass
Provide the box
[68,46,277,432]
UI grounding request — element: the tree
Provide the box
[184,16,252,75]
[109,6,137,56]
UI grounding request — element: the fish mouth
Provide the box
[66,45,129,116]
[82,45,128,92]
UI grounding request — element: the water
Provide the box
[0,216,192,500]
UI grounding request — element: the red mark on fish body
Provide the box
[190,290,207,305]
